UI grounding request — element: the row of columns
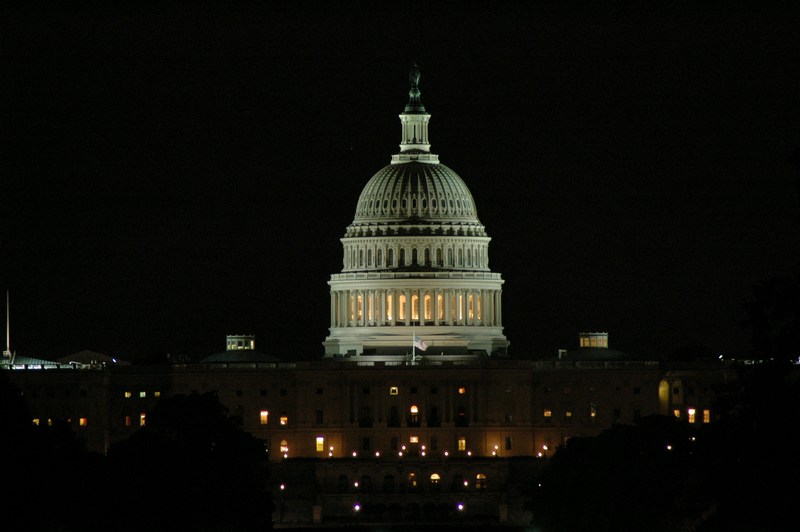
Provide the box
[330,288,502,328]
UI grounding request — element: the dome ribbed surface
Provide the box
[352,162,480,225]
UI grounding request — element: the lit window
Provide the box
[475,473,487,490]
[430,473,440,485]
[673,409,681,418]
[124,391,132,398]
[543,408,552,418]
[410,436,419,443]
[32,418,40,426]
[590,405,597,419]
[139,391,146,398]
[389,386,399,395]
[316,436,325,452]
[458,437,466,451]
[260,410,269,425]
[125,415,131,427]
[79,417,88,427]
[687,408,696,423]
[565,410,572,418]
[280,440,289,453]
[280,416,288,426]
[703,409,711,423]
[458,387,466,394]
[154,391,161,398]
[139,413,146,427]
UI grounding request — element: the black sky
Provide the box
[3,2,799,362]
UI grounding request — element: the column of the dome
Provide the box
[495,290,502,326]
[330,291,336,328]
[404,289,411,326]
[483,290,488,325]
[418,289,425,326]
[383,289,389,325]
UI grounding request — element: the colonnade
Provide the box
[330,287,502,328]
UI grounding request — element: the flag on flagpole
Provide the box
[413,335,427,351]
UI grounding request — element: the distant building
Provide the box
[2,67,738,527]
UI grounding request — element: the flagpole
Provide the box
[412,325,416,365]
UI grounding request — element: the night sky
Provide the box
[3,3,799,362]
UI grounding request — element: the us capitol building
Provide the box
[2,66,736,527]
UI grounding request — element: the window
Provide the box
[124,416,131,427]
[457,437,466,451]
[316,436,324,452]
[410,386,417,394]
[505,436,512,450]
[430,436,438,450]
[280,415,288,426]
[389,386,399,395]
[280,388,287,397]
[703,409,711,423]
[79,417,88,427]
[139,391,146,398]
[409,405,419,426]
[458,386,466,394]
[124,391,131,398]
[673,409,681,419]
[688,408,696,423]
[316,387,323,395]
[139,413,146,427]
[590,404,597,420]
[475,473,487,490]
[409,435,419,443]
[543,408,552,418]
[260,410,269,425]
[154,391,161,398]
[391,437,398,450]
[362,437,371,451]
[316,410,324,425]
[280,440,289,453]
[429,473,441,490]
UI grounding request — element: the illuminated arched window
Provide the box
[468,293,474,321]
[424,293,432,320]
[280,440,289,453]
[399,294,406,320]
[407,472,418,489]
[386,293,394,321]
[410,405,419,424]
[437,293,444,320]
[357,293,363,321]
[429,473,441,491]
[411,294,419,320]
[457,293,463,320]
[477,294,482,321]
[475,473,487,490]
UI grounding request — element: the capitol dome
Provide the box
[352,162,483,228]
[323,64,509,360]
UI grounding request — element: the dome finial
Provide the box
[404,62,425,113]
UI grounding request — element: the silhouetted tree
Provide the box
[0,371,108,532]
[106,391,273,531]
[531,415,711,532]
[742,275,800,363]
